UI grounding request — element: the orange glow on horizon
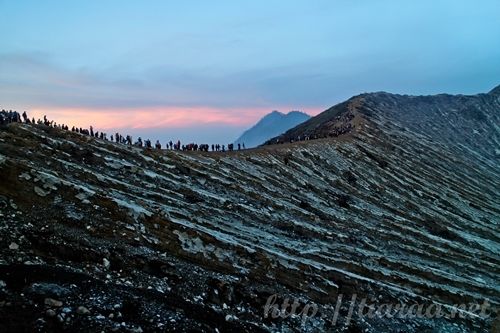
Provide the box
[28,106,323,130]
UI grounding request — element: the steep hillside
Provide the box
[0,86,499,332]
[267,87,499,162]
[234,110,310,148]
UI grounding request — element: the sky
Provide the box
[1,1,499,144]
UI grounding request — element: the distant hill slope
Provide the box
[234,110,310,147]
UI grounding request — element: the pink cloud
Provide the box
[29,106,323,130]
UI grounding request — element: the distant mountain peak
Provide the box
[260,110,284,120]
[234,110,310,148]
[287,110,309,116]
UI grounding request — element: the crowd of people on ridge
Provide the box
[271,111,355,144]
[0,110,23,125]
[1,109,356,151]
[0,109,249,152]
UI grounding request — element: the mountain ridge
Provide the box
[488,83,500,96]
[267,87,499,159]
[0,86,499,332]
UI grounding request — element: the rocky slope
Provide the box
[235,111,310,148]
[0,86,499,332]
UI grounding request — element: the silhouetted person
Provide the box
[136,137,143,147]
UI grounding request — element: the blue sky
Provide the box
[1,1,499,143]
